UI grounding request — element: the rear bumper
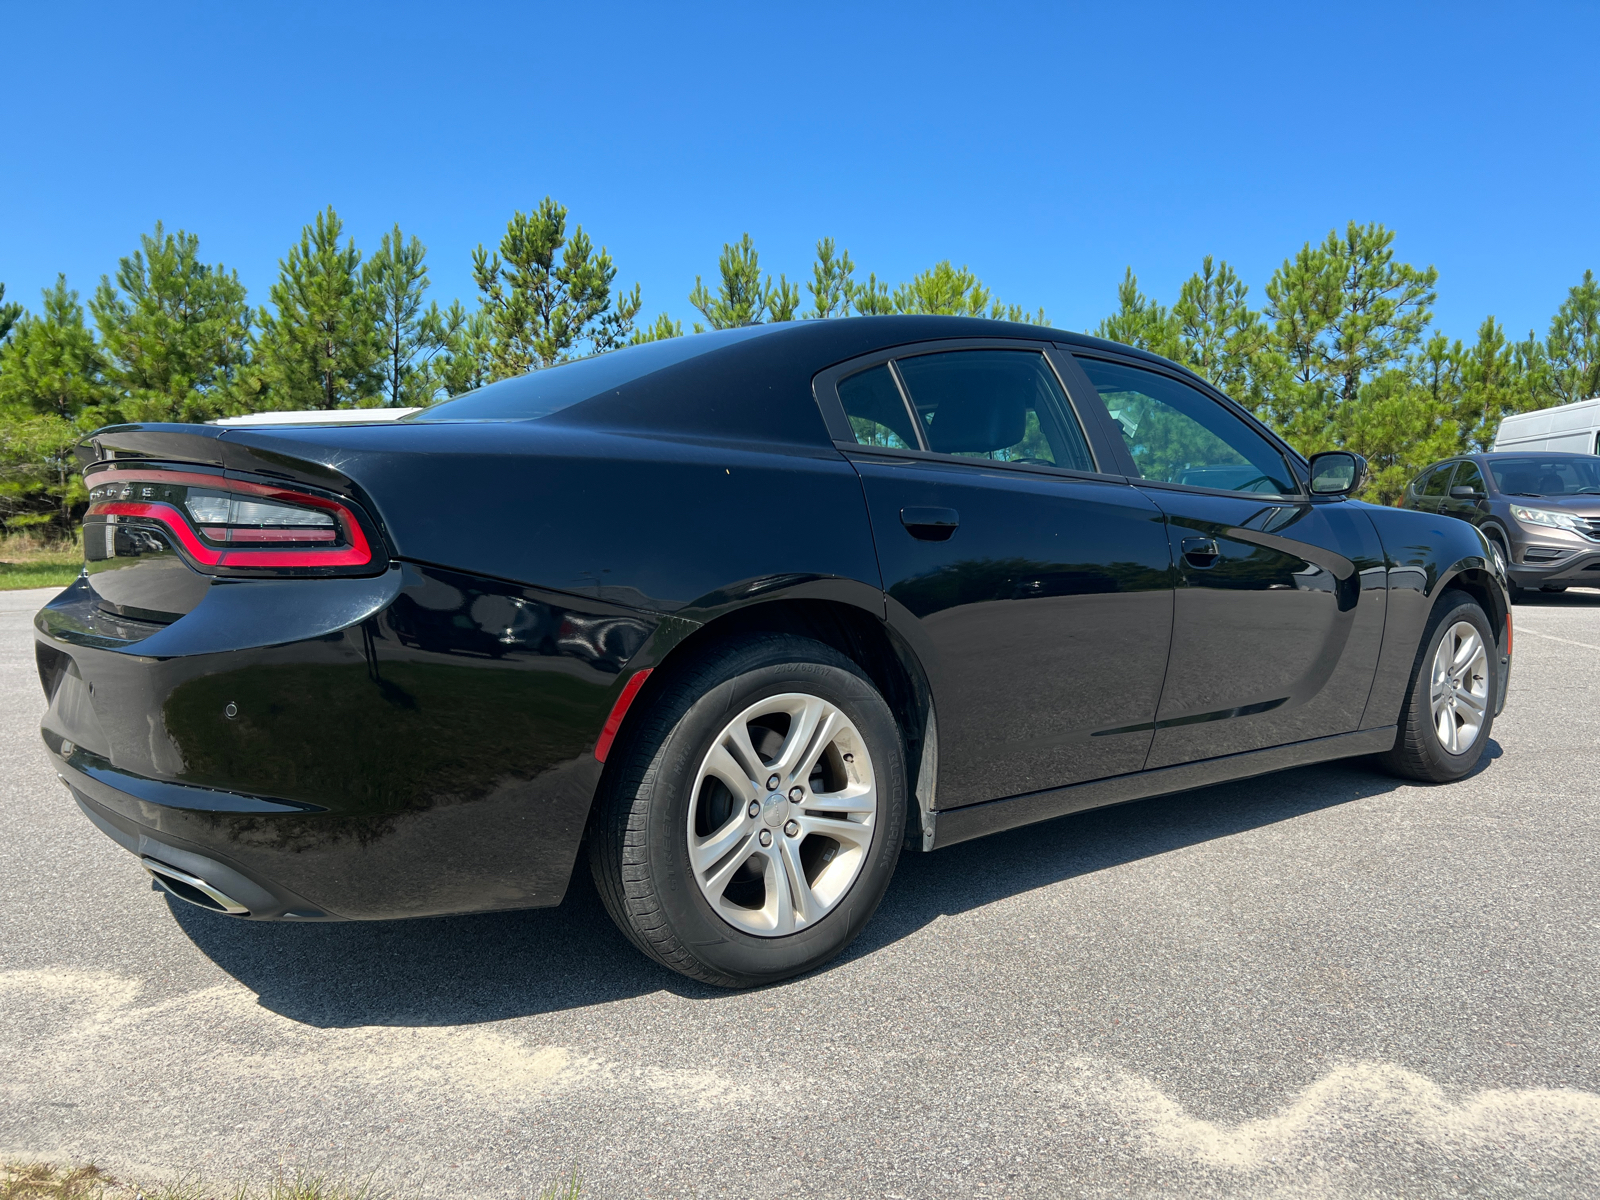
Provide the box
[35,563,657,921]
[59,758,337,920]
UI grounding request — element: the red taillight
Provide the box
[84,468,375,572]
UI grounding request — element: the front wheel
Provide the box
[1377,590,1498,783]
[588,634,907,988]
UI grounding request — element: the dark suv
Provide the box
[1401,452,1600,596]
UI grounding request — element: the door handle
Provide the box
[1181,536,1220,568]
[900,507,960,542]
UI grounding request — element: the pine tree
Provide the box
[0,277,113,420]
[1262,222,1437,446]
[630,313,684,344]
[689,234,798,329]
[0,277,114,530]
[1172,257,1262,405]
[1094,268,1181,360]
[1454,316,1525,450]
[365,223,438,407]
[806,238,856,319]
[0,283,22,345]
[252,207,383,409]
[1546,269,1600,404]
[1336,368,1459,504]
[892,261,989,317]
[473,197,641,378]
[853,272,894,315]
[89,222,252,423]
[428,301,495,398]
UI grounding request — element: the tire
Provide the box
[1377,589,1498,783]
[588,634,907,988]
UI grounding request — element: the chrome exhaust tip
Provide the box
[142,856,250,915]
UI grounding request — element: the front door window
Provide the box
[1075,358,1296,495]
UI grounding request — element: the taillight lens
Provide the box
[84,468,380,574]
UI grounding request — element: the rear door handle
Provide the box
[1181,536,1220,568]
[900,507,960,542]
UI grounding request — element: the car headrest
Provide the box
[924,386,1027,454]
[1538,474,1564,493]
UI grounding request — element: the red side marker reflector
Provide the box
[594,669,653,763]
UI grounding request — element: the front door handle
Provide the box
[1181,536,1220,568]
[901,507,960,542]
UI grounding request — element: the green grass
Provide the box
[0,540,81,591]
[2,1162,583,1200]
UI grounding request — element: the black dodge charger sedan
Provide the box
[36,317,1512,987]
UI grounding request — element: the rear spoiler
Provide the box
[77,423,361,496]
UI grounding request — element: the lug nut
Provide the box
[766,774,780,791]
[224,702,238,720]
[747,801,761,819]
[843,753,854,763]
[758,829,773,847]
[789,786,804,802]
[784,819,800,838]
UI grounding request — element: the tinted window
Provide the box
[1076,359,1296,494]
[408,326,779,422]
[1488,456,1600,495]
[1454,461,1486,495]
[1421,465,1454,498]
[838,365,917,449]
[891,350,1095,472]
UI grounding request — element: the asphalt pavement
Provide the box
[2,583,1598,1198]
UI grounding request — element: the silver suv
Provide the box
[1401,452,1600,597]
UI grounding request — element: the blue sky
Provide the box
[4,1,1597,344]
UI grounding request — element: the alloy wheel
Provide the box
[1429,621,1489,755]
[686,692,877,937]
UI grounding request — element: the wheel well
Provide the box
[642,599,934,848]
[1440,568,1507,649]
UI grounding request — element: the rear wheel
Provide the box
[1377,590,1497,783]
[588,634,907,988]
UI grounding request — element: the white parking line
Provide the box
[1514,626,1600,652]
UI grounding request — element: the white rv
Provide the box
[1493,397,1600,454]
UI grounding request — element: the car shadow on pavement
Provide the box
[170,743,1501,1027]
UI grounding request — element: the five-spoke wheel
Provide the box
[1428,621,1489,755]
[688,693,877,936]
[589,634,906,988]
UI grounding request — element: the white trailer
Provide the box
[1492,397,1600,454]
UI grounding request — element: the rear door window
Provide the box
[844,349,1096,473]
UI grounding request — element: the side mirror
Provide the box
[1450,486,1486,500]
[1307,451,1368,497]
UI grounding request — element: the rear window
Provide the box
[408,326,779,422]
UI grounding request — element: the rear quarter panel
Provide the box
[233,421,883,617]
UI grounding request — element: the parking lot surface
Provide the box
[3,583,1598,1198]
